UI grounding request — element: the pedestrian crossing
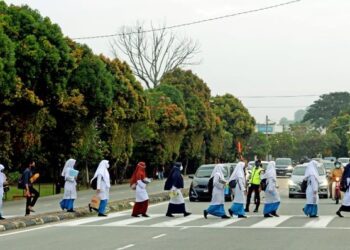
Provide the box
[55,213,350,229]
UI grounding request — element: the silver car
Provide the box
[288,163,328,198]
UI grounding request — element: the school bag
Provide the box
[229,179,237,189]
[90,178,98,190]
[300,179,308,193]
[260,178,267,191]
[340,175,348,192]
[207,177,214,196]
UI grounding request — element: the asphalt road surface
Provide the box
[2,178,350,250]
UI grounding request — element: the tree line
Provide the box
[0,3,255,184]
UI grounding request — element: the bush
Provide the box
[6,171,21,185]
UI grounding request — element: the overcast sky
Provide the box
[5,0,350,123]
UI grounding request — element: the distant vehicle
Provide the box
[322,160,335,176]
[275,158,293,177]
[288,163,328,198]
[189,163,236,202]
[324,156,336,162]
[337,157,350,166]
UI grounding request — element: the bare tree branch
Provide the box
[111,22,200,89]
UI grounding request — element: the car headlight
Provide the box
[192,180,199,188]
[320,180,328,187]
[287,166,293,170]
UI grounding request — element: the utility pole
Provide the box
[265,115,269,161]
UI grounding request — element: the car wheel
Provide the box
[189,197,196,202]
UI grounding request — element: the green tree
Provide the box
[269,132,296,158]
[244,132,270,160]
[328,114,350,157]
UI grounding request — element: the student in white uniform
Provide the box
[59,159,77,212]
[0,164,7,220]
[91,160,110,216]
[303,160,319,218]
[262,161,280,217]
[130,162,150,217]
[228,161,247,218]
[336,163,350,217]
[204,164,230,219]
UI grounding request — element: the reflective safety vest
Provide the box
[250,167,263,185]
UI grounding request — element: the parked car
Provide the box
[288,163,328,198]
[324,156,336,162]
[337,157,350,167]
[275,158,294,177]
[189,163,236,202]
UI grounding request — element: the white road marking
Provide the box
[203,217,243,228]
[150,215,202,227]
[56,213,127,226]
[303,216,334,228]
[250,216,292,228]
[0,225,52,237]
[116,244,135,250]
[152,234,166,239]
[103,214,162,226]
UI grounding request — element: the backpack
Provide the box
[90,178,97,190]
[207,177,214,196]
[300,179,308,193]
[260,178,267,191]
[17,174,25,189]
[229,179,237,189]
[340,178,348,192]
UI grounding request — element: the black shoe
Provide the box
[310,215,319,218]
[98,213,107,217]
[184,212,191,217]
[271,211,280,217]
[264,214,273,218]
[238,215,247,218]
[67,209,76,213]
[0,216,5,220]
[228,209,233,217]
[336,211,344,218]
[203,210,208,219]
[244,208,249,213]
[142,214,150,217]
[166,213,174,217]
[221,215,230,219]
[253,208,258,213]
[88,204,92,213]
[131,214,140,217]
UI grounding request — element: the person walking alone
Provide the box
[336,163,350,217]
[59,159,77,212]
[91,160,110,217]
[303,160,319,218]
[130,162,150,217]
[0,164,7,219]
[262,161,280,217]
[23,160,40,216]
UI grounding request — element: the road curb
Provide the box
[0,188,189,232]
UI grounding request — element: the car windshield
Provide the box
[338,158,350,164]
[276,159,292,165]
[323,162,334,170]
[293,167,325,176]
[195,166,229,178]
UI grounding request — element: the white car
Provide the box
[337,157,350,167]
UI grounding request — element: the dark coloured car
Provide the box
[275,158,293,176]
[189,163,236,202]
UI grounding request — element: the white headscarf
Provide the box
[229,161,246,185]
[61,159,76,177]
[0,164,5,184]
[304,160,319,179]
[210,164,225,179]
[92,160,110,188]
[264,161,277,180]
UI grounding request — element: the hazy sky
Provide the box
[5,0,350,123]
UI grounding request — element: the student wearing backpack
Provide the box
[204,164,230,219]
[23,159,40,216]
[90,160,110,217]
[336,163,350,217]
[0,164,7,219]
[130,162,150,217]
[303,160,319,218]
[228,162,247,218]
[262,161,280,218]
[59,159,77,212]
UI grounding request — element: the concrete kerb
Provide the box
[0,188,189,232]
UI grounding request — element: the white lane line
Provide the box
[56,213,127,226]
[152,234,166,239]
[0,225,52,237]
[304,216,334,228]
[150,215,202,227]
[116,244,135,250]
[250,216,292,228]
[203,218,243,228]
[103,214,163,226]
